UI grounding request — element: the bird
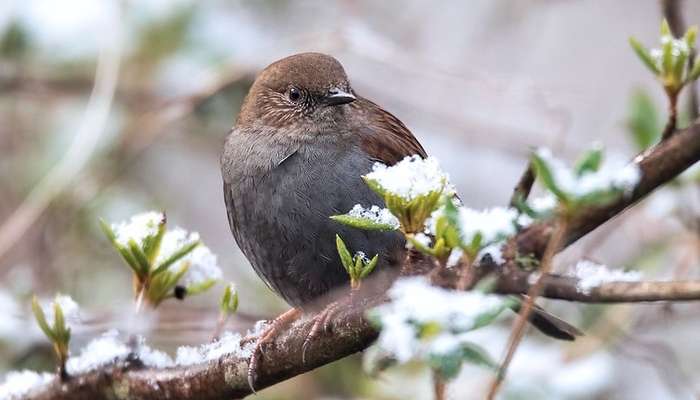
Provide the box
[220,52,580,390]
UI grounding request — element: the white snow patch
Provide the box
[136,339,174,368]
[570,260,642,294]
[175,332,253,366]
[41,294,81,326]
[476,244,504,265]
[157,228,222,287]
[66,330,130,375]
[535,148,641,197]
[111,211,164,248]
[446,248,464,268]
[364,155,452,200]
[0,370,54,399]
[347,204,400,229]
[429,205,518,247]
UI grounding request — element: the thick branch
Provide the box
[26,307,376,400]
[24,119,700,400]
[517,119,700,257]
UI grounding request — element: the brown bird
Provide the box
[220,52,579,390]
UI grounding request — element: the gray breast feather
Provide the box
[222,135,404,307]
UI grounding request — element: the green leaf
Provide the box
[531,152,570,204]
[685,26,697,49]
[662,33,674,74]
[467,232,483,256]
[429,349,464,381]
[128,239,151,276]
[186,279,218,296]
[330,214,398,232]
[460,342,497,369]
[53,302,68,344]
[144,214,167,265]
[406,234,435,256]
[151,241,199,277]
[359,254,379,279]
[100,219,141,274]
[629,37,661,75]
[574,188,623,208]
[361,177,387,197]
[627,89,661,149]
[220,285,239,314]
[673,45,688,82]
[31,296,55,341]
[574,147,603,176]
[470,297,514,331]
[335,234,354,274]
[149,262,190,305]
[428,341,497,380]
[660,19,671,37]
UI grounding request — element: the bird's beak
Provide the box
[324,87,356,106]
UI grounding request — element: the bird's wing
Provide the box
[353,97,427,165]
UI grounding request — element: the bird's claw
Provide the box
[301,301,342,364]
[246,308,301,393]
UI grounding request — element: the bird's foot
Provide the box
[301,300,345,364]
[247,308,302,393]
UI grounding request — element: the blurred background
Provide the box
[0,0,699,399]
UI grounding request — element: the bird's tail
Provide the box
[510,295,583,341]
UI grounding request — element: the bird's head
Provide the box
[237,52,357,133]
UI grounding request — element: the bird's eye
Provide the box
[288,87,301,102]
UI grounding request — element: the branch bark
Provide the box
[23,119,700,400]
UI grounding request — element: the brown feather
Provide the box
[352,97,427,165]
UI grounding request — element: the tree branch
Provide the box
[23,118,700,400]
[496,270,700,302]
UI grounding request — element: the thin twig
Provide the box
[486,216,568,400]
[433,372,446,400]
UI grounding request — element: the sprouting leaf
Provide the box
[662,32,674,78]
[629,38,660,74]
[685,26,697,49]
[531,152,570,204]
[428,341,497,380]
[144,216,167,265]
[359,254,379,279]
[220,284,239,315]
[186,279,218,296]
[459,342,497,369]
[330,214,398,232]
[151,241,199,277]
[31,296,55,341]
[469,297,514,331]
[100,219,141,274]
[128,239,151,276]
[335,234,354,274]
[428,349,464,380]
[627,89,661,150]
[574,147,603,176]
[362,177,387,197]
